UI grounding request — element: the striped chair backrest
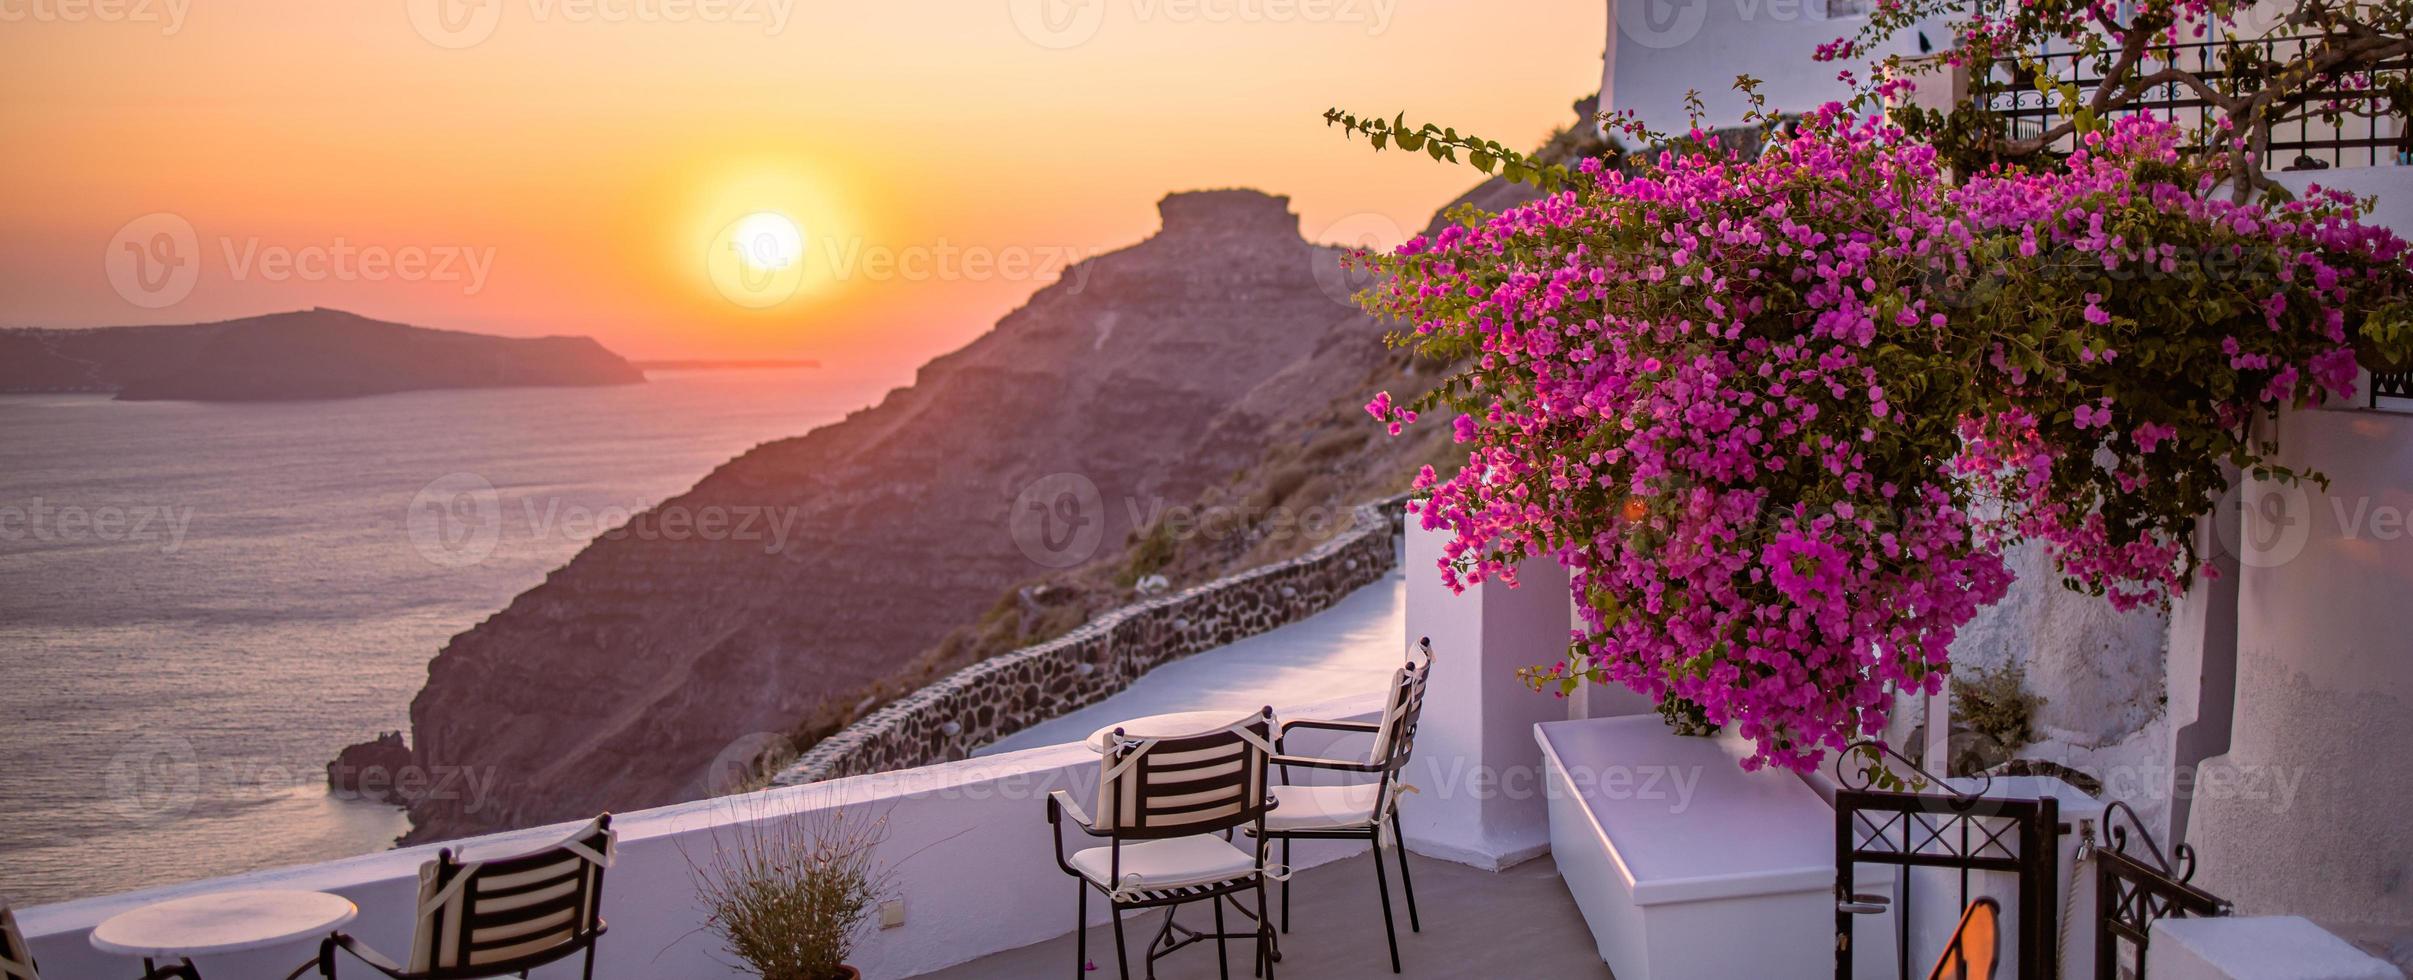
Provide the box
[408,815,614,975]
[0,901,37,980]
[1094,710,1274,839]
[1367,640,1433,772]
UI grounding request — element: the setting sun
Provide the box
[730,212,803,271]
[706,209,808,310]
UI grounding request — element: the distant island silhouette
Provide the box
[0,308,644,401]
[631,359,819,371]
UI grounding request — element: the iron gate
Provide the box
[2092,802,2231,980]
[1835,743,2064,980]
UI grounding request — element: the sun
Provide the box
[704,208,813,310]
[676,161,858,315]
[727,211,804,271]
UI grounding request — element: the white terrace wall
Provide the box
[776,498,1403,784]
[21,692,1390,980]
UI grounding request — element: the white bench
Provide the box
[1536,715,1899,980]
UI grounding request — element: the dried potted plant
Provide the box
[687,802,893,980]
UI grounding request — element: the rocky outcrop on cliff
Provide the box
[905,98,1622,666]
[0,309,641,400]
[401,189,1385,841]
[326,731,415,806]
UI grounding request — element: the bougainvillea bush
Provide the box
[1355,106,2413,772]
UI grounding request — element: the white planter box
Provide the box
[2147,916,2400,980]
[1535,716,1900,980]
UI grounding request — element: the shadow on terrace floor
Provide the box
[914,852,1613,979]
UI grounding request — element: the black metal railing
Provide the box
[2091,802,2231,980]
[1974,33,2413,169]
[2373,370,2413,407]
[1834,742,2064,980]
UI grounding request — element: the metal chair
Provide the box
[1249,638,1432,974]
[1048,708,1281,980]
[286,815,613,980]
[0,901,200,980]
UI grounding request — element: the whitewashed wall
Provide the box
[2185,404,2413,938]
[1601,0,1941,135]
[1399,522,1571,870]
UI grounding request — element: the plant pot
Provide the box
[833,967,861,980]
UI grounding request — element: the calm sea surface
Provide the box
[0,369,885,906]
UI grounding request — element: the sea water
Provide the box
[0,369,884,905]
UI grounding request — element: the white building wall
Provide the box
[2186,403,2413,941]
[2174,170,2413,958]
[1602,0,1935,135]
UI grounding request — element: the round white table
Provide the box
[1084,708,1269,752]
[91,888,357,967]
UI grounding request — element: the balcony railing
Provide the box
[2375,370,2413,408]
[1973,34,2413,170]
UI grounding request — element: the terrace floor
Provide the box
[915,851,1613,979]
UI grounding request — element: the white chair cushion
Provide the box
[1069,834,1259,892]
[1257,783,1385,833]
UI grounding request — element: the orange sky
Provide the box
[0,1,1604,377]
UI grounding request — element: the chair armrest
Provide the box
[1045,790,1103,879]
[1048,789,1105,834]
[1270,753,1383,774]
[1279,719,1379,737]
[1275,719,1379,764]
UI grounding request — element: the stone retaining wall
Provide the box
[772,497,1406,785]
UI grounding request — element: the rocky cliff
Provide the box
[0,309,642,400]
[400,189,1392,840]
[903,98,1612,671]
